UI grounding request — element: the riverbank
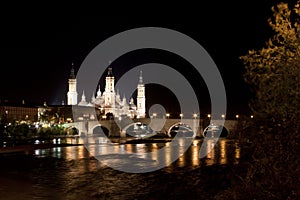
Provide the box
[0,143,83,155]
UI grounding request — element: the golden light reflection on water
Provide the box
[191,144,200,166]
[165,147,171,166]
[125,144,133,153]
[65,146,86,160]
[165,142,170,147]
[59,138,242,170]
[150,143,158,163]
[220,140,227,165]
[205,139,216,166]
[235,143,240,159]
[65,137,79,144]
[178,155,185,167]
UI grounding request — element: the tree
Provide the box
[226,2,300,199]
[16,124,30,139]
[240,1,300,131]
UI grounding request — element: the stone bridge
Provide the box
[65,118,238,138]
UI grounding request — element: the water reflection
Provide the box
[220,140,227,165]
[1,138,242,199]
[235,143,241,159]
[72,138,240,170]
[33,138,240,170]
[205,140,215,166]
[191,140,200,166]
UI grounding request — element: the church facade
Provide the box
[67,64,146,119]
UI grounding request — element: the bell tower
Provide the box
[104,67,115,106]
[137,71,146,118]
[67,63,78,105]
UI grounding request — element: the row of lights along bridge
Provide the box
[149,113,254,119]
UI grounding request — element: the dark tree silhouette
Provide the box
[240,2,300,130]
[216,2,300,199]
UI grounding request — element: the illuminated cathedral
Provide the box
[67,64,146,119]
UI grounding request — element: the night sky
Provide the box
[0,1,291,116]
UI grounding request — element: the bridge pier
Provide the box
[120,130,126,138]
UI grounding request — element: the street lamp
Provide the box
[179,113,183,120]
[152,113,157,119]
[193,113,197,119]
[166,113,170,119]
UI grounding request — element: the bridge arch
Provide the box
[91,125,110,137]
[66,126,79,135]
[122,122,155,138]
[167,122,195,138]
[202,124,229,138]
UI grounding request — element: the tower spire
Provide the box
[81,90,86,101]
[139,70,143,84]
[97,84,101,97]
[107,67,113,77]
[91,92,96,103]
[70,62,76,79]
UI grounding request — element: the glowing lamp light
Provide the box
[67,118,72,122]
[250,115,254,119]
[193,113,197,118]
[207,114,211,118]
[221,114,225,118]
[235,114,239,119]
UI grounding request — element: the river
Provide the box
[0,138,241,199]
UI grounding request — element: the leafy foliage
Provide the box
[217,1,300,199]
[240,1,300,129]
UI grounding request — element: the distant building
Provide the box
[67,64,146,119]
[0,103,38,122]
[38,104,73,124]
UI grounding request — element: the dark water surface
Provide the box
[0,139,241,199]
